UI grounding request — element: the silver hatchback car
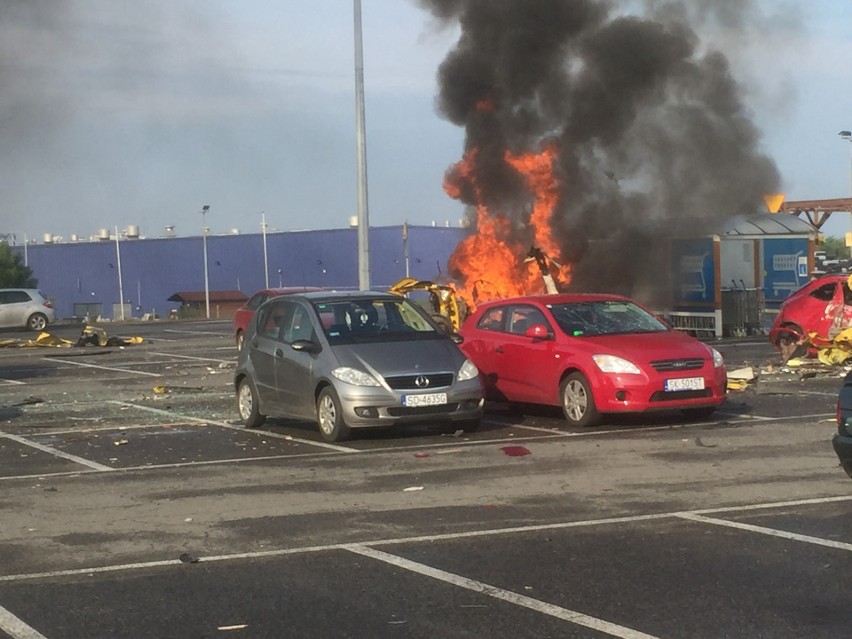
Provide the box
[234,291,483,442]
[0,289,56,331]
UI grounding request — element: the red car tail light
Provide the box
[43,300,53,308]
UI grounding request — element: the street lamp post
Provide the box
[201,205,210,319]
[840,131,852,197]
[354,0,370,290]
[262,212,270,289]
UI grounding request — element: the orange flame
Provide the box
[446,145,572,311]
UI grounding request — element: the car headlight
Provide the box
[710,347,724,368]
[593,354,641,374]
[457,358,479,381]
[331,367,381,386]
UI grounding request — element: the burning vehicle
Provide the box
[769,274,852,362]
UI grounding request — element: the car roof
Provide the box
[300,290,401,302]
[473,293,631,309]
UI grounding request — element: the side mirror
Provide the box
[291,339,321,354]
[525,324,553,340]
[450,333,464,345]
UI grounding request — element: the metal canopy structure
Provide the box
[778,198,852,230]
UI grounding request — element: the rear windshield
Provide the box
[312,297,443,344]
[549,300,668,337]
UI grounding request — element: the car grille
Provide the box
[385,373,455,390]
[650,358,705,372]
[650,389,713,402]
[387,403,460,417]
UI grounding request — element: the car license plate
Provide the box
[403,393,448,407]
[665,377,705,392]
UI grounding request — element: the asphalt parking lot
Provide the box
[1,320,851,638]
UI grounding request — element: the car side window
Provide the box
[257,301,288,340]
[508,305,549,335]
[283,304,316,343]
[477,307,505,332]
[810,283,836,302]
[0,292,9,305]
[248,293,268,310]
[6,291,30,303]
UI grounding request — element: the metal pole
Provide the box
[354,0,370,290]
[23,233,27,266]
[114,226,125,320]
[202,205,210,319]
[262,212,269,288]
[403,222,410,278]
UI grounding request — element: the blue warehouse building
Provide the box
[11,225,467,321]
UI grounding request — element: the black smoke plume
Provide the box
[419,0,780,303]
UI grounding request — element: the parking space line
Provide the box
[109,401,359,453]
[163,329,228,336]
[4,495,852,583]
[0,378,25,385]
[0,604,49,639]
[0,433,113,472]
[48,358,161,378]
[676,513,852,552]
[149,352,232,364]
[346,545,660,639]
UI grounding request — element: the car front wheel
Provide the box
[560,372,600,428]
[237,377,266,428]
[27,313,48,331]
[316,386,351,443]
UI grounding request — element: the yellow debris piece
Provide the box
[727,379,749,391]
[153,386,169,395]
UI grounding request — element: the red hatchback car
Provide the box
[233,287,322,349]
[459,294,727,427]
[769,274,852,360]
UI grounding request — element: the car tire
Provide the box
[236,330,245,350]
[27,313,48,332]
[237,377,266,428]
[681,406,716,420]
[560,372,600,428]
[316,386,351,443]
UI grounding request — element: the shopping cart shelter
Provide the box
[669,213,817,337]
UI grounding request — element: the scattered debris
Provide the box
[403,486,424,492]
[0,326,144,349]
[113,439,129,446]
[413,452,430,458]
[13,396,45,407]
[179,552,200,564]
[217,624,248,631]
[694,436,717,448]
[500,445,531,457]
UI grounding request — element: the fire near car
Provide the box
[459,293,727,427]
[234,290,483,442]
[0,289,56,331]
[233,287,322,349]
[769,274,852,362]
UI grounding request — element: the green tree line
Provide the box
[0,243,37,288]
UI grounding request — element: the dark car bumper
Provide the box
[832,434,852,479]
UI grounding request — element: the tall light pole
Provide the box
[261,212,270,288]
[354,0,370,290]
[201,205,210,319]
[840,131,852,196]
[114,226,125,320]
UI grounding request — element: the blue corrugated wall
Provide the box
[10,225,466,319]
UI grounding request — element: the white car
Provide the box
[0,289,56,331]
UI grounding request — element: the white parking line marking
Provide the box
[150,352,232,364]
[0,433,113,471]
[164,329,228,336]
[109,401,359,453]
[0,604,49,639]
[676,513,852,551]
[346,545,660,639]
[6,494,852,583]
[48,358,160,378]
[0,378,25,385]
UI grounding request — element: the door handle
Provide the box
[495,346,504,353]
[275,348,284,358]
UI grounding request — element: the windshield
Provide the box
[549,300,668,337]
[312,297,442,344]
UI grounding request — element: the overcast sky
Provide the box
[2,0,851,243]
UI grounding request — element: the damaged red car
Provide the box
[459,293,727,427]
[769,274,852,361]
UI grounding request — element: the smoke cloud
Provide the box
[418,0,780,303]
